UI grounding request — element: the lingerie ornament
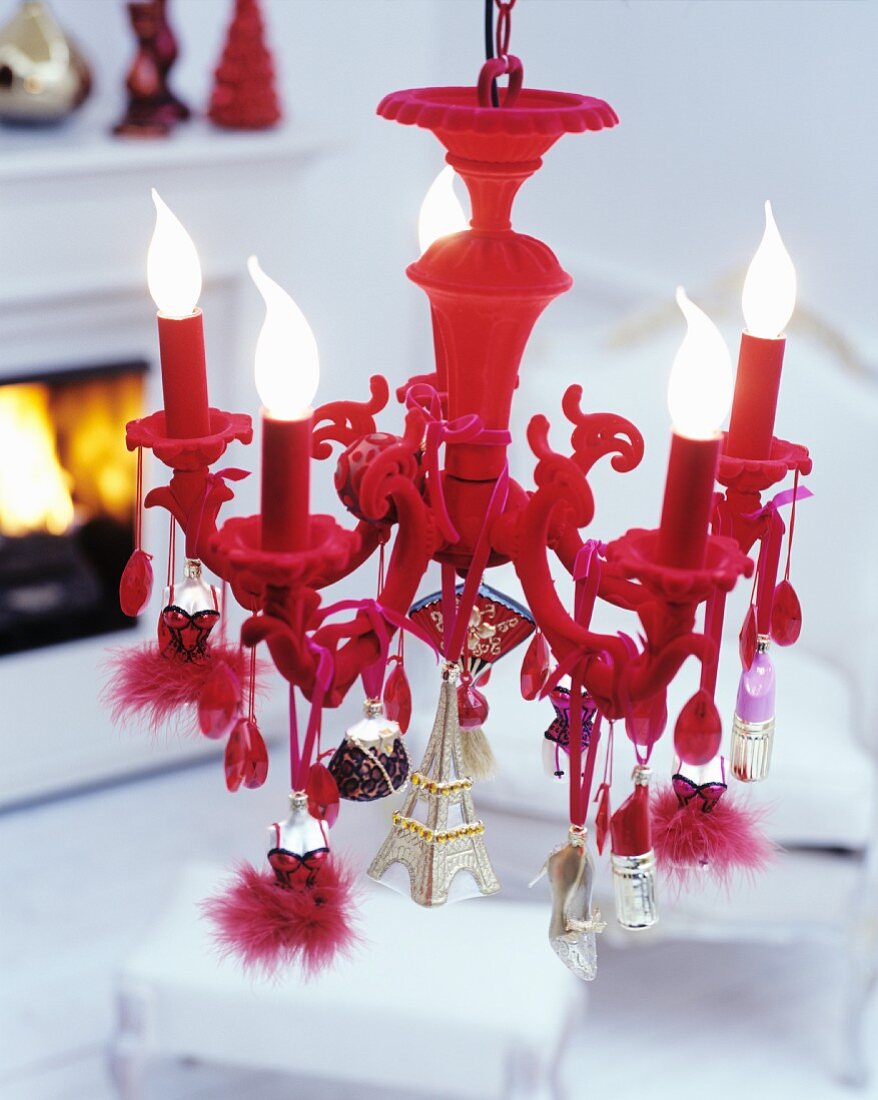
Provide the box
[542,685,594,779]
[202,791,358,977]
[610,765,658,931]
[531,826,605,982]
[731,635,776,782]
[327,698,409,801]
[651,758,775,889]
[158,558,220,661]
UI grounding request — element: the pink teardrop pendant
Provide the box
[383,662,412,733]
[626,692,667,749]
[242,722,268,790]
[674,688,723,766]
[119,549,153,617]
[457,681,489,729]
[307,763,340,827]
[520,631,550,701]
[770,579,802,647]
[198,661,241,739]
[739,605,758,670]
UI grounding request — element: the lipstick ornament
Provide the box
[731,635,776,782]
[610,766,658,931]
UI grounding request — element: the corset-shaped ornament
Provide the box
[267,792,329,888]
[328,699,409,801]
[731,636,776,782]
[610,767,658,931]
[542,685,593,779]
[159,558,220,661]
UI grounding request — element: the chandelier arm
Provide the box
[625,630,716,706]
[550,525,650,612]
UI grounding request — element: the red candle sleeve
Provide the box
[260,411,312,552]
[157,309,210,438]
[656,432,721,570]
[725,332,785,460]
[610,783,652,857]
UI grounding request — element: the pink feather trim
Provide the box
[201,858,359,978]
[102,642,255,737]
[652,785,776,891]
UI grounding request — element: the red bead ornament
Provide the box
[520,631,550,701]
[383,659,412,733]
[740,604,758,670]
[334,432,403,523]
[674,688,723,766]
[224,717,268,792]
[306,763,340,828]
[770,579,802,646]
[198,660,241,739]
[457,678,489,730]
[119,549,153,617]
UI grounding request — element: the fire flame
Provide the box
[0,384,74,536]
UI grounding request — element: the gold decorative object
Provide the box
[0,1,91,125]
[368,668,500,907]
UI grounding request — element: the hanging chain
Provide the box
[494,0,517,59]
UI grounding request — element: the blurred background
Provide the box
[0,1,875,1098]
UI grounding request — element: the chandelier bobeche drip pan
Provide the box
[106,9,811,981]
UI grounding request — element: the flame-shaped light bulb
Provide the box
[249,256,319,420]
[741,201,797,339]
[418,166,467,255]
[147,189,202,318]
[667,288,733,439]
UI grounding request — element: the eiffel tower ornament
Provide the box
[367,665,500,907]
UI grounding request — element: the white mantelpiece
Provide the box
[0,119,323,806]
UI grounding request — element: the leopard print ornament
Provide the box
[328,699,409,802]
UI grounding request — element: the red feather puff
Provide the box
[201,858,359,978]
[102,642,256,737]
[652,785,776,891]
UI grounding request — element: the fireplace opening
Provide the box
[0,360,148,655]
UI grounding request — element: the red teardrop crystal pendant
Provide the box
[307,763,340,827]
[242,723,268,790]
[457,682,489,729]
[674,688,722,766]
[740,605,757,670]
[119,549,153,617]
[594,782,611,855]
[224,718,251,792]
[198,661,241,739]
[625,692,667,748]
[520,631,550,701]
[383,662,412,733]
[770,579,802,647]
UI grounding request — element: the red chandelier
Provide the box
[108,2,811,981]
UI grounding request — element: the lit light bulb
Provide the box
[147,189,202,318]
[741,200,797,339]
[418,166,467,255]
[667,288,733,439]
[249,256,319,420]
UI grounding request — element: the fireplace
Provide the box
[0,360,147,655]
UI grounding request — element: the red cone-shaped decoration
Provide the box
[383,661,412,733]
[119,549,153,617]
[594,782,611,855]
[307,763,340,827]
[199,661,241,739]
[225,717,268,792]
[771,579,802,647]
[520,631,550,701]
[457,682,489,729]
[740,604,757,670]
[208,0,281,130]
[674,689,723,766]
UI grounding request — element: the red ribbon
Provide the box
[405,382,510,544]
